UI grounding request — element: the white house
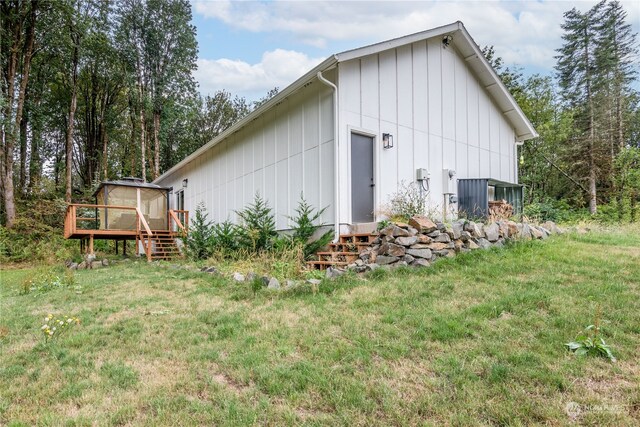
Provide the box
[154,22,537,238]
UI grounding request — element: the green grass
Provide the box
[1,229,639,426]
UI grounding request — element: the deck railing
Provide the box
[169,209,189,233]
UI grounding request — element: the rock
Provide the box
[326,267,344,279]
[542,221,562,234]
[306,278,322,286]
[493,240,505,248]
[530,226,544,239]
[409,216,438,234]
[68,262,78,270]
[347,263,358,270]
[204,266,218,274]
[261,276,271,287]
[392,226,411,237]
[477,238,492,249]
[393,221,410,229]
[427,230,441,238]
[379,225,395,236]
[454,240,463,252]
[409,243,431,249]
[90,261,103,269]
[101,259,109,266]
[366,263,380,272]
[376,255,399,265]
[285,280,298,289]
[467,240,480,250]
[246,272,257,282]
[395,236,418,246]
[412,258,430,268]
[519,224,532,240]
[459,231,471,242]
[434,233,451,243]
[417,235,432,244]
[77,261,87,270]
[436,222,447,232]
[484,223,500,242]
[386,243,406,257]
[393,261,409,268]
[497,221,510,238]
[407,227,419,236]
[406,248,432,259]
[232,272,245,282]
[507,221,519,237]
[403,254,415,264]
[451,222,464,239]
[465,221,485,238]
[428,242,449,251]
[267,277,280,290]
[355,259,364,266]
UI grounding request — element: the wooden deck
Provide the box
[64,204,188,261]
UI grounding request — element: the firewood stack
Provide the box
[488,199,513,220]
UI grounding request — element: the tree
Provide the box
[0,0,38,227]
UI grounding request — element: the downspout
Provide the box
[316,70,340,242]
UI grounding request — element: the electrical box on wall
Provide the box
[442,169,457,194]
[416,168,429,181]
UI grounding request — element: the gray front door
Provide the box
[351,133,374,223]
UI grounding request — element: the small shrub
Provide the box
[185,203,214,260]
[212,220,241,253]
[21,267,76,295]
[288,196,333,260]
[380,181,428,221]
[236,193,277,252]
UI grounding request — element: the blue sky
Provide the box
[191,0,640,101]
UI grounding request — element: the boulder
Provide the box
[90,261,103,269]
[267,277,281,290]
[376,255,399,265]
[408,216,438,234]
[427,230,441,238]
[403,254,415,264]
[454,240,463,252]
[326,267,345,279]
[507,221,519,237]
[417,235,432,244]
[77,261,87,270]
[484,223,500,242]
[261,276,271,287]
[393,261,409,268]
[466,221,485,238]
[392,226,411,237]
[412,258,430,268]
[393,221,410,229]
[542,221,562,234]
[409,243,431,249]
[285,280,298,289]
[459,231,471,242]
[530,226,544,239]
[306,278,322,286]
[434,233,451,243]
[428,242,449,251]
[379,225,395,236]
[407,227,419,236]
[477,238,492,249]
[497,221,510,238]
[395,236,418,246]
[467,240,480,250]
[406,248,432,259]
[68,262,78,270]
[232,272,245,282]
[451,222,464,239]
[519,224,532,240]
[366,263,380,272]
[101,259,109,267]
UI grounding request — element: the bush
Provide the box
[0,216,77,264]
[288,196,333,260]
[185,203,214,260]
[211,220,241,253]
[380,181,428,221]
[236,193,277,252]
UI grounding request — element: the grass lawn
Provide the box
[1,228,639,426]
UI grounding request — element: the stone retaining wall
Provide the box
[341,216,562,274]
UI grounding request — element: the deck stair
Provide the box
[308,232,376,270]
[139,230,183,261]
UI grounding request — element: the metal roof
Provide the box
[154,21,537,184]
[92,179,171,197]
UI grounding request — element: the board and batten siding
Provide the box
[337,38,517,221]
[157,81,336,230]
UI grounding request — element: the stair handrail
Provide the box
[168,209,185,233]
[136,207,153,262]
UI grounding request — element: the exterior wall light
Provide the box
[182,178,188,188]
[382,133,394,149]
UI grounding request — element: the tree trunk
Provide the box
[28,120,41,192]
[153,110,160,179]
[2,0,38,227]
[101,120,108,180]
[139,103,146,182]
[66,41,79,203]
[19,109,28,194]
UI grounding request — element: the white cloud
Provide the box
[194,0,639,72]
[194,49,325,99]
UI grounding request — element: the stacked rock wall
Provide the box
[349,216,562,272]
